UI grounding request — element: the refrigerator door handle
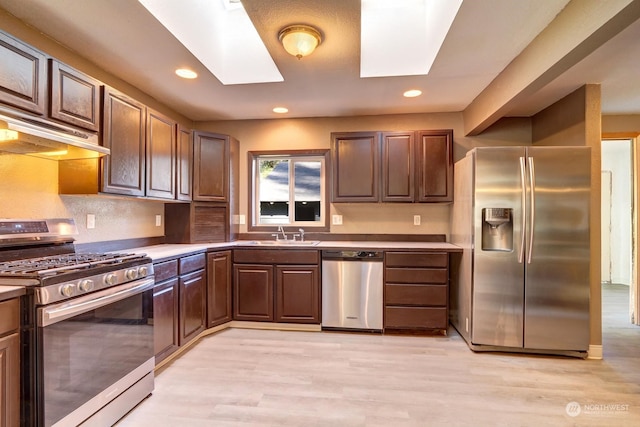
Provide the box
[527,156,536,264]
[519,156,527,263]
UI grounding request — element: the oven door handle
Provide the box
[38,278,155,327]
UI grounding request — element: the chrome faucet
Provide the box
[298,228,305,242]
[277,225,287,240]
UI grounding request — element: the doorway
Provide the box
[601,138,636,325]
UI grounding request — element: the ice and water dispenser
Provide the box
[481,208,513,251]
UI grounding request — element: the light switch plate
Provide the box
[239,214,246,225]
[86,214,95,229]
[332,214,343,225]
[413,215,421,226]
[155,215,162,226]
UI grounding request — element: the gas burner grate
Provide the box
[0,252,144,276]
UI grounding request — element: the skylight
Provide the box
[138,0,283,85]
[360,0,463,78]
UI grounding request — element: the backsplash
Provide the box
[0,154,164,243]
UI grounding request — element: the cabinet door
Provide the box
[207,251,232,327]
[153,278,179,363]
[0,31,46,114]
[49,59,101,131]
[102,87,146,196]
[146,109,176,199]
[0,333,19,427]
[179,269,207,345]
[331,132,380,202]
[193,131,228,202]
[415,130,453,202]
[275,265,320,323]
[381,131,414,202]
[177,125,192,201]
[233,264,274,321]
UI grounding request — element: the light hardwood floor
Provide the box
[118,284,640,426]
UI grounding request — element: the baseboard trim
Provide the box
[229,321,322,332]
[588,344,603,359]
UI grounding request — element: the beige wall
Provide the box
[197,113,531,238]
[0,154,165,244]
[532,84,603,349]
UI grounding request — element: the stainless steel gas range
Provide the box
[0,219,155,427]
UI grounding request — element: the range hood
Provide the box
[0,110,109,160]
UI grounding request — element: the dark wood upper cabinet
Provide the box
[193,131,230,202]
[331,129,453,203]
[415,130,453,202]
[207,251,232,327]
[146,108,176,199]
[101,87,146,196]
[177,125,193,201]
[0,31,46,115]
[331,132,380,202]
[382,131,415,202]
[49,59,101,131]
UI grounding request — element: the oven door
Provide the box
[36,278,155,427]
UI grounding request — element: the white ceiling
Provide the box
[0,0,638,122]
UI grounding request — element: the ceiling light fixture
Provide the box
[403,89,422,98]
[175,68,198,79]
[273,107,289,114]
[278,25,322,59]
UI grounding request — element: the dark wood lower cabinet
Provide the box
[0,298,20,427]
[179,268,207,344]
[207,251,232,327]
[384,251,449,333]
[153,278,179,363]
[275,265,320,323]
[233,264,274,321]
[233,249,320,324]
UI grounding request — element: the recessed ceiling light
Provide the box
[175,68,198,79]
[403,89,422,98]
[139,0,282,85]
[273,107,289,114]
[361,0,463,78]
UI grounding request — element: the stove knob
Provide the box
[104,273,118,286]
[60,283,75,297]
[79,279,94,292]
[138,266,148,278]
[126,268,139,280]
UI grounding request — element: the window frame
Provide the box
[248,149,330,232]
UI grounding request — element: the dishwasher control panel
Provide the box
[321,250,383,260]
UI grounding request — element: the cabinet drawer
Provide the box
[233,249,318,265]
[179,253,206,275]
[0,298,19,335]
[154,259,178,282]
[385,306,447,329]
[385,252,447,268]
[385,284,446,306]
[385,268,447,284]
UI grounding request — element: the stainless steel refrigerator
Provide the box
[450,146,591,357]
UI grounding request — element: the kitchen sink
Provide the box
[245,240,321,246]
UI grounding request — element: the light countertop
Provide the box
[0,285,26,302]
[117,240,461,262]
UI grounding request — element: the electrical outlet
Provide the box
[465,317,469,333]
[413,215,421,226]
[239,214,246,225]
[86,214,95,229]
[155,215,162,226]
[332,214,343,225]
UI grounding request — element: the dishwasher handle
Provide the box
[321,250,383,261]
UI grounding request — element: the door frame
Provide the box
[603,132,639,325]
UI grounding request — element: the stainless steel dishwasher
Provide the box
[321,250,383,331]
